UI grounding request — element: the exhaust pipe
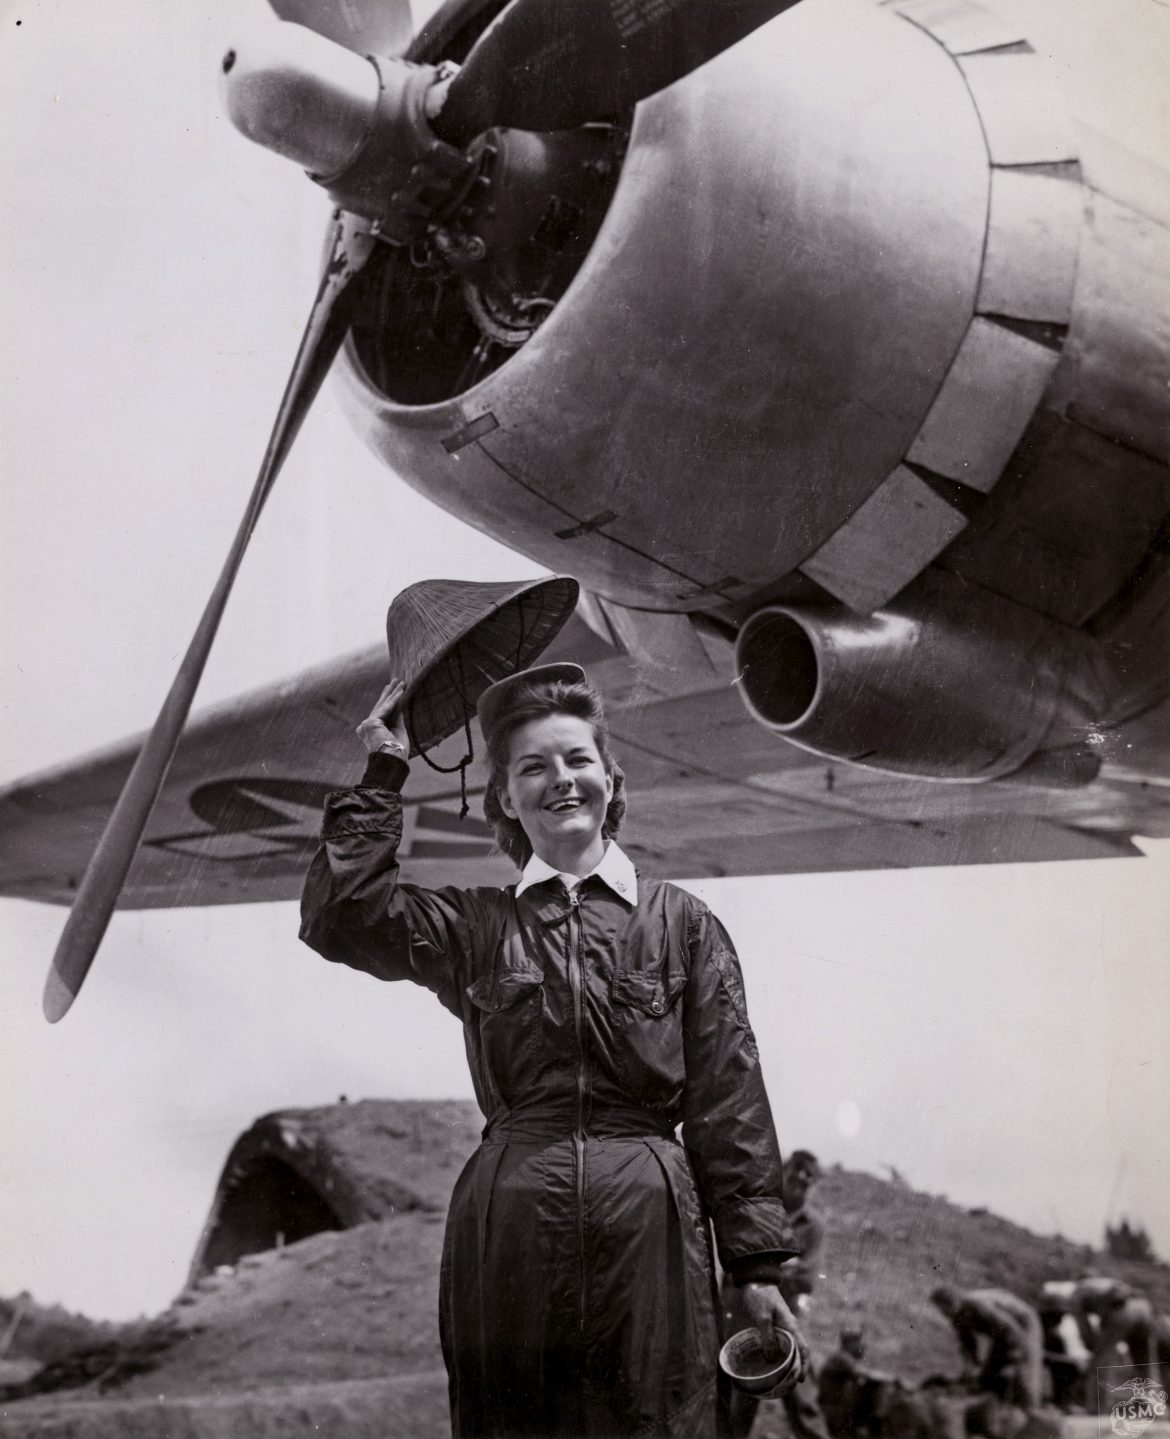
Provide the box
[734,570,1104,782]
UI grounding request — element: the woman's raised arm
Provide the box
[298,679,496,1016]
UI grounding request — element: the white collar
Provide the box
[516,841,638,906]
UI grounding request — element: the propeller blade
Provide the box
[42,215,377,1023]
[267,0,413,57]
[430,0,800,146]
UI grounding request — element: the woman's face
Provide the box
[499,713,613,862]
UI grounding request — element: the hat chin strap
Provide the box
[407,663,474,820]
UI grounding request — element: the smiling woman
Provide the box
[298,661,809,1438]
[478,662,620,876]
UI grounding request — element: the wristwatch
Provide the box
[376,738,407,758]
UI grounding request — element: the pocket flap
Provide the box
[466,966,544,1013]
[611,970,687,1017]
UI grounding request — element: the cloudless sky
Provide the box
[1,0,1167,1320]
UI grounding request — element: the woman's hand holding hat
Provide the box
[357,678,410,756]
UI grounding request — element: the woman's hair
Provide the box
[481,674,626,870]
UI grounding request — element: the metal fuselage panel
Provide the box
[334,0,990,610]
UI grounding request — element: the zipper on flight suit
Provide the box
[567,886,588,1334]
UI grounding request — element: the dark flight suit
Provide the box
[300,751,800,1437]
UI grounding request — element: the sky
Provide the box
[1,0,1168,1321]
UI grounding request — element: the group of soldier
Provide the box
[718,1153,1169,1438]
[924,1276,1168,1422]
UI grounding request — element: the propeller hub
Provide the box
[220,21,381,177]
[221,20,475,245]
[316,55,476,244]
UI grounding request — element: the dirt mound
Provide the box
[148,1214,447,1398]
[0,1213,454,1434]
[189,1099,482,1281]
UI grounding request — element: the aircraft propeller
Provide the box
[43,0,801,1020]
[42,215,375,1022]
[427,0,803,145]
[268,0,414,58]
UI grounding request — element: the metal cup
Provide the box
[719,1326,802,1397]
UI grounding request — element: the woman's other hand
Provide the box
[741,1282,810,1376]
[357,678,410,755]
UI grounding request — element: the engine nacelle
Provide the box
[733,571,1104,782]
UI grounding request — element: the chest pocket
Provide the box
[608,969,688,1101]
[465,964,545,1102]
[466,966,544,1014]
[463,897,546,1102]
[611,970,687,1017]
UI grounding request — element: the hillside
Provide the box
[801,1165,1170,1380]
[2,1102,1167,1436]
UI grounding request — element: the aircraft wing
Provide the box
[0,643,512,911]
[3,603,1168,912]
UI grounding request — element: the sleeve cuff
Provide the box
[710,1196,801,1269]
[359,752,409,791]
[728,1253,790,1288]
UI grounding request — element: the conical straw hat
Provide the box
[386,576,580,757]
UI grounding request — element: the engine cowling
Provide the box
[733,571,1105,782]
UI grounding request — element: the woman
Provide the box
[300,662,806,1437]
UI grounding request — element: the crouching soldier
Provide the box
[931,1285,1044,1411]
